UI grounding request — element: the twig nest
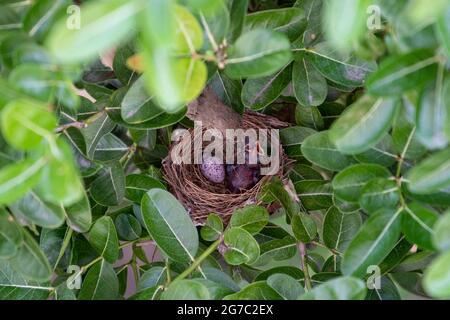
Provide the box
[201,156,225,183]
[163,110,290,226]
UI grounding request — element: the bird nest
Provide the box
[163,110,290,225]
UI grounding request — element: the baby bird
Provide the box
[226,164,261,193]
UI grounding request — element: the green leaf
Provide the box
[292,213,317,243]
[87,216,119,263]
[121,76,163,124]
[125,173,166,203]
[0,209,22,259]
[292,58,327,107]
[329,96,399,154]
[161,279,211,300]
[0,157,46,205]
[353,135,397,167]
[0,260,51,300]
[255,266,304,282]
[141,188,198,264]
[47,0,139,63]
[366,49,438,97]
[225,29,292,79]
[208,71,243,114]
[433,210,450,252]
[300,277,367,300]
[229,205,269,235]
[323,0,369,52]
[259,178,299,220]
[407,148,450,194]
[140,3,207,111]
[256,236,297,266]
[90,161,125,206]
[194,279,234,300]
[366,276,401,300]
[280,126,316,148]
[78,260,119,300]
[137,266,167,292]
[8,63,58,102]
[323,207,362,252]
[200,214,223,241]
[81,112,115,159]
[359,178,400,214]
[10,229,52,282]
[416,75,449,149]
[223,281,283,300]
[436,5,450,57]
[304,42,377,87]
[267,273,304,300]
[0,5,21,36]
[402,203,439,251]
[23,0,70,42]
[37,138,84,206]
[392,114,427,160]
[241,64,291,110]
[332,164,391,203]
[197,1,230,50]
[93,133,128,161]
[1,99,57,150]
[64,189,92,233]
[301,131,357,172]
[115,214,142,241]
[341,208,402,277]
[10,191,65,229]
[227,0,248,42]
[244,7,307,41]
[294,180,333,210]
[39,226,71,269]
[223,227,260,265]
[423,251,450,299]
[295,104,324,130]
[289,164,323,182]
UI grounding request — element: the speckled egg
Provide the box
[200,156,225,183]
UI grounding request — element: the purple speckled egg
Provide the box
[200,156,225,183]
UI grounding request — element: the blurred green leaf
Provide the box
[47,0,139,63]
[407,148,450,194]
[366,49,438,97]
[423,251,450,299]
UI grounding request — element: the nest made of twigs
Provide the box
[163,110,290,225]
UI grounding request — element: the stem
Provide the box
[173,239,221,282]
[131,255,139,286]
[55,121,86,133]
[165,259,172,284]
[312,241,342,256]
[396,126,416,178]
[298,243,312,291]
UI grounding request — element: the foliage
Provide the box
[0,0,450,300]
